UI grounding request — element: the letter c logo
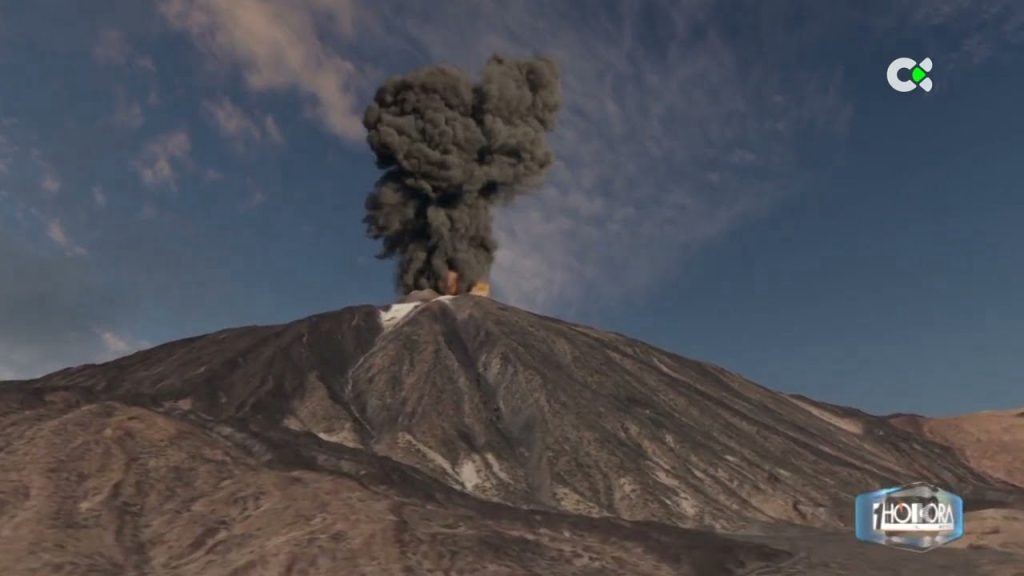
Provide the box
[887,57,933,92]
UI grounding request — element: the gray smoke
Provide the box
[363,55,561,294]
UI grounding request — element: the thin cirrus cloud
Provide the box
[157,0,853,315]
[93,28,158,73]
[134,129,191,189]
[160,0,364,141]
[46,219,87,257]
[96,329,149,362]
[40,172,61,195]
[203,97,285,147]
[885,0,1024,69]
[92,28,135,66]
[359,1,853,314]
[113,95,145,130]
[92,186,108,208]
[31,149,62,196]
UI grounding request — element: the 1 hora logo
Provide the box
[855,482,963,552]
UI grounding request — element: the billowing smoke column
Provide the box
[363,55,561,295]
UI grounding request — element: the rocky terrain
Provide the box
[2,295,1022,575]
[888,409,1024,489]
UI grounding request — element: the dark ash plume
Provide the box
[363,55,561,294]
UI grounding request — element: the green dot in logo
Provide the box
[911,66,927,84]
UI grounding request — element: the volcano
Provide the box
[2,296,1022,575]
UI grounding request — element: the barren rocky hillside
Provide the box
[2,296,1022,575]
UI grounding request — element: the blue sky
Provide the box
[1,0,1021,416]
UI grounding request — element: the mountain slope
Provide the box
[0,397,787,576]
[9,297,1019,533]
[887,409,1024,489]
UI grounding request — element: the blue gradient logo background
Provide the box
[855,482,963,552]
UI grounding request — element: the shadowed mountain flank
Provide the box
[0,400,790,576]
[3,296,1022,575]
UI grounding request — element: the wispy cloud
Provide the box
[100,330,133,354]
[163,0,855,313]
[204,97,260,142]
[893,0,1024,68]
[358,1,851,313]
[96,329,149,362]
[134,129,191,189]
[29,148,63,196]
[243,188,267,209]
[160,0,363,140]
[46,219,87,256]
[40,172,60,194]
[94,29,160,132]
[93,28,132,66]
[203,97,284,147]
[113,94,145,129]
[92,185,108,207]
[93,28,159,72]
[263,115,284,145]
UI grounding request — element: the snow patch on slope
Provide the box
[379,302,422,331]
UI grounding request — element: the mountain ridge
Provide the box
[2,296,1023,575]
[7,297,1020,524]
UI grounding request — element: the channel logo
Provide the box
[855,482,963,552]
[887,57,933,92]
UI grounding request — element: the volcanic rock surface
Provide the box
[887,409,1024,489]
[2,296,1022,575]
